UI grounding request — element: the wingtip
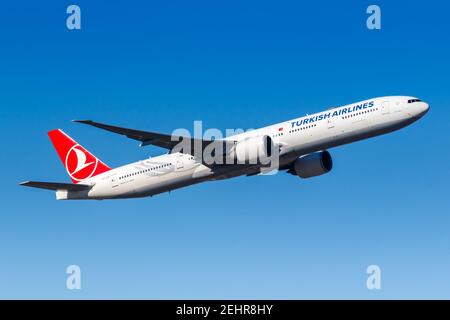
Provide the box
[72,119,92,124]
[19,181,30,186]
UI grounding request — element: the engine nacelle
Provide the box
[292,150,333,178]
[232,135,275,164]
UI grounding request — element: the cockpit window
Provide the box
[408,99,422,103]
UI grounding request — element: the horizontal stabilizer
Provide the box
[19,181,92,191]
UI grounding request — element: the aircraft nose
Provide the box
[419,101,430,116]
[406,100,429,119]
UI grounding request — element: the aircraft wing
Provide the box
[73,120,235,158]
[20,181,92,191]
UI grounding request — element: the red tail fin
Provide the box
[48,129,111,184]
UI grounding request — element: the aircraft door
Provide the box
[382,101,390,115]
[176,154,184,170]
[111,174,119,188]
[393,100,402,113]
[327,118,335,129]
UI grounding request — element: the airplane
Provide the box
[20,96,429,200]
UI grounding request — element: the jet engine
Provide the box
[230,135,275,164]
[290,150,333,178]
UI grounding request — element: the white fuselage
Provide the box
[58,96,429,200]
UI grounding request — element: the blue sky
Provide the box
[0,0,449,299]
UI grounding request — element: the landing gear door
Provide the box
[382,101,390,115]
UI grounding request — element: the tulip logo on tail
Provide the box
[48,129,111,184]
[65,145,98,182]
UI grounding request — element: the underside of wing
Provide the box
[74,120,184,149]
[73,120,236,160]
[19,181,92,192]
[74,120,211,150]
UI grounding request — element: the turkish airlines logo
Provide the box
[65,144,98,182]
